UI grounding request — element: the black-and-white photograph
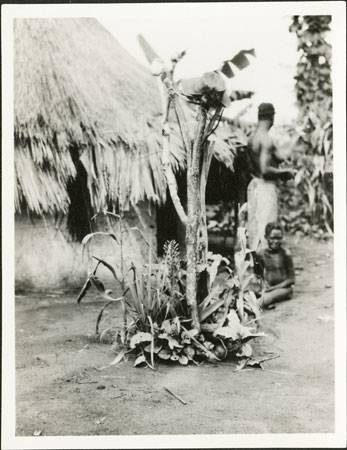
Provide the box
[2,2,346,449]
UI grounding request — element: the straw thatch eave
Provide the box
[14,18,236,216]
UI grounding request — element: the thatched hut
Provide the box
[14,18,237,291]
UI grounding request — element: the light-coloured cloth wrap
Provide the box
[247,177,278,251]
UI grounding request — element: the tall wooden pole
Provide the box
[186,106,207,331]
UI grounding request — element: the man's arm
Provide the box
[259,139,294,181]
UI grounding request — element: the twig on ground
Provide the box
[201,414,219,420]
[101,375,124,379]
[76,380,98,384]
[110,393,126,399]
[78,344,89,352]
[164,387,187,405]
[265,370,295,375]
[257,354,280,363]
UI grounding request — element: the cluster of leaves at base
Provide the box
[125,318,203,367]
[124,308,263,368]
[78,223,264,369]
[114,238,263,368]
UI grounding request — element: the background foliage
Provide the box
[281,15,333,238]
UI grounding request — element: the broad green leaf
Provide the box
[236,292,244,320]
[144,344,162,354]
[186,328,199,338]
[158,333,182,350]
[160,318,180,336]
[216,310,246,340]
[241,274,253,291]
[158,349,171,360]
[215,325,239,340]
[181,325,221,362]
[236,227,248,253]
[180,328,199,344]
[199,298,225,322]
[134,355,147,367]
[244,290,261,318]
[214,291,233,333]
[161,319,173,334]
[227,309,240,327]
[240,260,252,280]
[178,355,189,365]
[198,285,224,313]
[208,254,225,289]
[130,332,153,349]
[219,309,266,342]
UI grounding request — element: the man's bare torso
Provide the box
[247,129,282,178]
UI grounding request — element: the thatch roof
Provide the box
[14,18,234,215]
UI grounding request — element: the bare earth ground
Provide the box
[15,237,334,436]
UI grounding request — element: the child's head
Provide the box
[265,222,283,251]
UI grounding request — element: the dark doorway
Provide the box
[156,169,187,256]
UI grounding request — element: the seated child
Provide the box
[257,222,295,309]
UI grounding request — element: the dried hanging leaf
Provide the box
[82,232,119,246]
[92,256,118,281]
[76,278,91,304]
[89,275,123,302]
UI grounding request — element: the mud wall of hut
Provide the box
[15,203,156,292]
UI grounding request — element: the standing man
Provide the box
[247,103,294,250]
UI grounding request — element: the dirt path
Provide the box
[15,238,334,435]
